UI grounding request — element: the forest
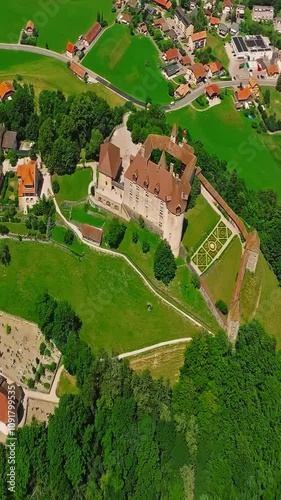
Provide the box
[1,303,281,498]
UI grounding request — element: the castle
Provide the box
[94,125,196,256]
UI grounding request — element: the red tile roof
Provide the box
[165,48,179,61]
[191,30,207,42]
[99,143,121,179]
[83,22,101,44]
[210,16,220,25]
[0,81,14,101]
[153,0,172,9]
[154,17,166,26]
[208,61,223,74]
[66,42,75,54]
[267,64,279,76]
[121,13,132,23]
[181,55,191,65]
[81,224,103,244]
[236,87,252,101]
[69,62,86,79]
[223,0,233,7]
[25,20,34,31]
[205,84,220,97]
[17,161,37,197]
[190,63,206,80]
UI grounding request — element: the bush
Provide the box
[39,342,46,355]
[132,231,139,244]
[52,180,60,194]
[0,225,9,235]
[48,362,57,373]
[154,240,176,285]
[43,382,50,390]
[107,218,126,248]
[6,324,11,335]
[64,229,74,246]
[26,378,35,388]
[139,216,145,228]
[191,274,200,289]
[215,299,228,315]
[142,241,150,253]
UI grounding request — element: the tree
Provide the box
[0,242,11,266]
[38,220,46,234]
[107,218,126,248]
[154,240,176,285]
[215,299,228,315]
[85,129,103,160]
[142,241,150,253]
[188,176,201,210]
[132,231,139,243]
[264,89,271,106]
[64,229,74,246]
[49,137,79,175]
[0,225,9,235]
[52,180,60,194]
[276,73,281,92]
[38,118,55,164]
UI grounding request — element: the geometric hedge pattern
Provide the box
[192,221,232,274]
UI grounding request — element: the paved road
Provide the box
[0,43,278,110]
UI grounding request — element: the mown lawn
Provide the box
[0,0,115,52]
[129,342,189,385]
[51,225,84,255]
[5,222,28,235]
[53,168,92,204]
[70,205,105,228]
[118,220,219,330]
[240,253,281,348]
[205,236,242,306]
[0,50,125,106]
[168,95,281,198]
[0,240,201,353]
[183,195,220,252]
[207,33,229,69]
[83,24,171,105]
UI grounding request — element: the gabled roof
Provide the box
[0,81,14,101]
[17,161,37,196]
[181,55,191,65]
[2,131,17,150]
[154,17,166,26]
[99,143,121,179]
[190,63,206,80]
[223,0,233,7]
[120,13,132,23]
[208,61,223,73]
[83,22,101,44]
[25,20,34,31]
[191,30,207,42]
[66,42,75,53]
[205,84,220,97]
[153,0,172,8]
[165,48,179,61]
[69,62,86,79]
[249,76,259,88]
[81,224,103,244]
[210,16,220,25]
[267,64,279,75]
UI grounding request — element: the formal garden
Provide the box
[191,220,233,274]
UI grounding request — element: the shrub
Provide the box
[44,382,50,390]
[52,180,60,194]
[107,218,126,248]
[139,216,145,228]
[154,240,176,285]
[132,231,139,244]
[142,241,150,253]
[6,324,11,335]
[216,299,228,315]
[0,225,9,235]
[26,378,35,388]
[191,274,200,289]
[64,229,74,246]
[39,342,46,355]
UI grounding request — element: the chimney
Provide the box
[169,162,174,175]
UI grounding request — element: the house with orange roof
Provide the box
[0,81,15,102]
[17,161,40,212]
[189,31,207,51]
[66,42,76,58]
[118,13,132,24]
[235,86,253,107]
[164,48,179,63]
[248,76,259,97]
[186,63,207,84]
[266,64,279,77]
[69,62,87,81]
[207,61,223,77]
[25,20,35,35]
[152,0,172,9]
[209,16,220,27]
[175,83,190,98]
[205,83,220,99]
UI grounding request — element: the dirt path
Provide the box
[118,337,193,359]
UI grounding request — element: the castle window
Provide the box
[176,205,181,215]
[133,170,138,182]
[159,221,163,228]
[154,183,160,196]
[144,176,149,189]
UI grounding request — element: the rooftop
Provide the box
[99,143,121,180]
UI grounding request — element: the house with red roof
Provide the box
[0,81,15,102]
[209,16,220,28]
[223,0,233,14]
[207,61,223,77]
[118,13,132,24]
[164,48,179,63]
[152,0,172,9]
[25,20,35,35]
[205,84,220,99]
[66,42,76,58]
[83,22,101,47]
[17,161,40,212]
[69,62,87,81]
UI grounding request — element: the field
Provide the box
[207,33,229,69]
[129,343,189,385]
[240,253,281,348]
[56,370,78,398]
[261,86,281,119]
[69,205,106,228]
[0,240,201,353]
[205,236,242,306]
[83,24,171,105]
[0,50,125,106]
[0,0,115,52]
[183,195,220,252]
[53,168,92,204]
[168,95,281,198]
[5,222,28,235]
[51,225,84,255]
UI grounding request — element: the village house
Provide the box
[174,7,194,38]
[118,13,132,24]
[164,64,180,77]
[138,23,148,35]
[218,23,229,37]
[175,83,190,98]
[205,83,220,99]
[235,87,253,107]
[152,0,172,9]
[252,5,274,22]
[81,224,103,246]
[66,42,76,58]
[0,81,15,102]
[223,0,233,14]
[209,16,220,28]
[0,376,24,436]
[17,160,40,212]
[207,61,223,77]
[230,22,239,35]
[164,48,179,63]
[69,62,87,81]
[186,63,207,84]
[266,64,279,77]
[83,22,101,47]
[115,0,123,8]
[236,4,245,20]
[167,29,177,41]
[189,31,207,51]
[248,76,259,97]
[180,54,191,66]
[1,131,17,152]
[25,20,35,35]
